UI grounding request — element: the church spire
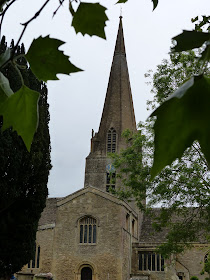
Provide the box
[84,17,137,190]
[114,16,126,55]
[97,16,136,151]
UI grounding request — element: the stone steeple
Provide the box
[97,16,136,153]
[84,17,137,191]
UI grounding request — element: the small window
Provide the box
[107,128,117,153]
[106,172,116,192]
[204,253,209,263]
[177,272,185,280]
[126,214,130,231]
[139,251,164,272]
[132,219,135,236]
[79,216,97,244]
[28,244,40,269]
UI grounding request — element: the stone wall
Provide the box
[51,188,137,280]
[131,243,209,280]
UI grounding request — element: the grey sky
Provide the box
[4,0,210,197]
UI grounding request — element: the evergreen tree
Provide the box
[0,37,51,278]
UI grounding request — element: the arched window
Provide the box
[79,216,97,244]
[107,128,116,153]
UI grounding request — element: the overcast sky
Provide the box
[4,0,210,197]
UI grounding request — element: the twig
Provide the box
[14,0,51,54]
[0,0,17,38]
[53,0,65,18]
[0,0,52,71]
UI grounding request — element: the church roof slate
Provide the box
[139,208,208,244]
[38,198,59,226]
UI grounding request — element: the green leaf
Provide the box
[150,75,210,179]
[0,48,11,68]
[151,0,158,10]
[0,72,13,102]
[0,85,40,151]
[26,36,82,82]
[116,0,128,3]
[0,0,8,11]
[191,16,199,23]
[172,30,210,52]
[71,2,108,39]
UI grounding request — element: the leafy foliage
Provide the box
[0,0,158,150]
[151,0,158,10]
[0,0,160,276]
[112,124,210,256]
[152,17,210,176]
[151,75,210,179]
[146,51,204,110]
[0,85,40,151]
[71,2,108,39]
[0,48,11,67]
[172,31,210,52]
[116,0,128,3]
[111,51,210,256]
[26,36,82,82]
[0,38,51,277]
[0,72,13,99]
[190,277,199,280]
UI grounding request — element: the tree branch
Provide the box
[0,0,17,38]
[14,0,52,53]
[0,0,52,70]
[53,0,65,18]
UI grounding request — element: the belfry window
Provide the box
[138,251,164,272]
[107,128,116,153]
[28,244,40,269]
[106,172,116,192]
[79,216,97,244]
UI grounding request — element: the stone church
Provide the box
[18,18,209,280]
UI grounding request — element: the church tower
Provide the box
[84,16,137,192]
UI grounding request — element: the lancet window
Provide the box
[79,216,97,244]
[106,172,116,192]
[107,128,117,153]
[138,251,164,272]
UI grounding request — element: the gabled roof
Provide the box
[38,187,139,227]
[57,186,138,217]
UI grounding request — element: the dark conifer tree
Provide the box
[0,37,51,278]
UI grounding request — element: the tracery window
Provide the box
[106,172,116,192]
[138,251,164,272]
[79,216,97,244]
[107,128,116,153]
[28,244,40,268]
